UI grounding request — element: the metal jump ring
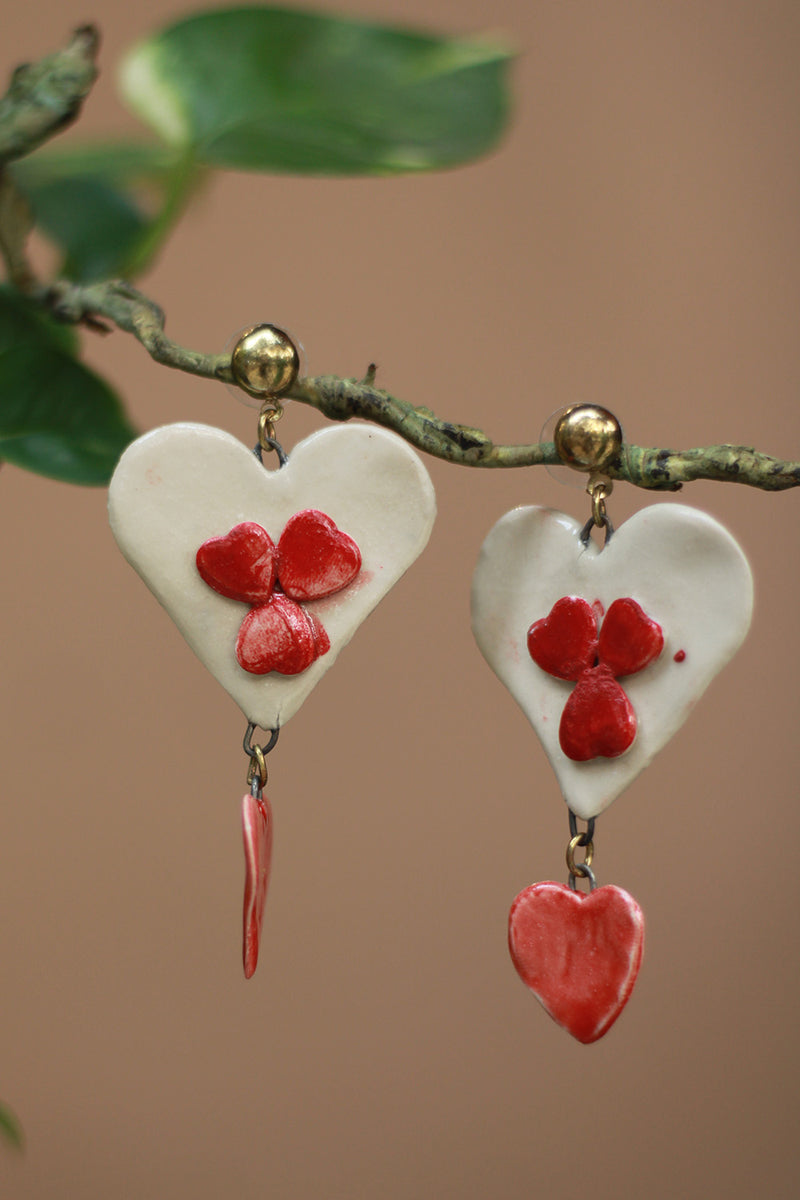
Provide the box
[591,482,609,527]
[566,834,594,877]
[247,744,268,791]
[568,863,597,892]
[258,403,283,445]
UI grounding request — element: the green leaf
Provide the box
[12,141,182,188]
[118,6,512,175]
[0,1103,23,1151]
[17,175,150,282]
[0,289,136,485]
[0,286,77,354]
[12,145,202,282]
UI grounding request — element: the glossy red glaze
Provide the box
[598,597,664,677]
[236,594,321,675]
[196,522,276,604]
[508,881,644,1043]
[278,509,361,602]
[674,649,686,663]
[559,666,636,760]
[197,510,361,676]
[527,596,598,680]
[528,595,663,762]
[242,792,273,980]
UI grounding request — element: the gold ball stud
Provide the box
[230,324,300,399]
[553,404,623,473]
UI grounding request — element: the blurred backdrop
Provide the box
[0,1,798,1197]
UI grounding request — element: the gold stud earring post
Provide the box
[230,324,300,399]
[553,404,623,475]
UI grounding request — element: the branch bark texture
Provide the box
[0,26,99,162]
[43,279,800,492]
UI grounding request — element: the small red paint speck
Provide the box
[674,649,686,663]
[593,599,605,621]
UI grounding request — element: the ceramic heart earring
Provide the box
[472,405,753,1043]
[108,325,436,978]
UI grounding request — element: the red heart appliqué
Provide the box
[598,597,664,678]
[242,792,273,980]
[526,595,599,680]
[196,510,359,677]
[277,509,361,601]
[559,666,636,761]
[196,522,277,604]
[528,596,663,761]
[236,594,323,676]
[508,881,644,1043]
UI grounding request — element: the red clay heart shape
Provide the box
[236,594,323,675]
[559,666,637,761]
[277,509,361,601]
[598,598,664,678]
[508,881,644,1043]
[527,595,599,679]
[196,522,277,604]
[242,792,273,979]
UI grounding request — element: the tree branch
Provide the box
[42,278,800,492]
[0,26,100,293]
[0,26,99,163]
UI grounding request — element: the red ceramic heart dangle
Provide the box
[242,791,273,979]
[508,881,644,1043]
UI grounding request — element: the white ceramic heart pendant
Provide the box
[472,504,753,819]
[109,423,436,727]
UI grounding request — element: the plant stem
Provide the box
[0,26,99,162]
[118,154,206,278]
[40,278,800,492]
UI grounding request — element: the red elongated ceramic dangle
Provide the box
[240,724,279,979]
[242,791,273,980]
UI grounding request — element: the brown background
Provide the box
[1,1,798,1196]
